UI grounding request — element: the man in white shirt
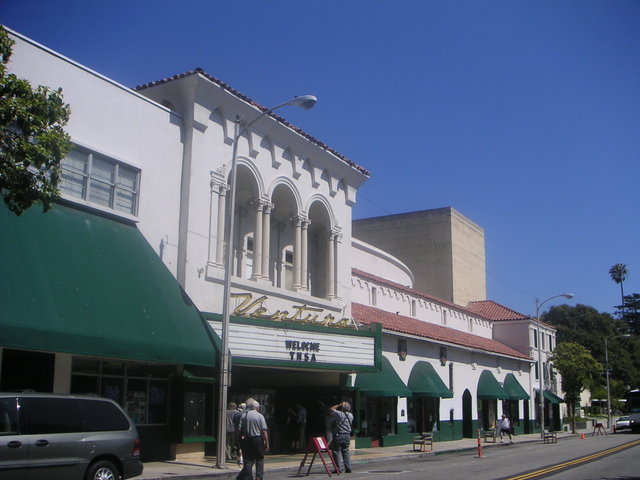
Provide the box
[497,414,513,443]
[237,398,269,480]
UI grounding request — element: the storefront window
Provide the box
[408,397,439,433]
[70,358,172,425]
[70,374,99,395]
[361,397,397,440]
[183,382,214,439]
[149,380,168,424]
[125,379,147,424]
[102,361,125,376]
[102,377,124,404]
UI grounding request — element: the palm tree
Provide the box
[609,263,629,307]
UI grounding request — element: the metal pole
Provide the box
[536,298,544,439]
[214,96,316,468]
[533,293,573,439]
[216,119,240,469]
[605,337,611,429]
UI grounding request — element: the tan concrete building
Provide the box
[353,207,486,306]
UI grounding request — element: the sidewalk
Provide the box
[137,429,584,480]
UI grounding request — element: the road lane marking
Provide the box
[504,439,640,480]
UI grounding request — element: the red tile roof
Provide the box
[135,68,369,176]
[352,303,531,360]
[466,300,556,330]
[466,300,529,321]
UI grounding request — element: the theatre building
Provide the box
[2,28,379,460]
[2,28,558,460]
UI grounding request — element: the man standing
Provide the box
[234,403,246,466]
[237,398,269,480]
[226,402,238,461]
[497,414,513,443]
[330,402,353,474]
[295,402,307,452]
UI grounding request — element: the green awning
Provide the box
[0,203,219,367]
[477,370,510,399]
[408,361,453,398]
[503,373,530,400]
[354,356,411,397]
[544,390,565,404]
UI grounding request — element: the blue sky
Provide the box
[3,1,639,318]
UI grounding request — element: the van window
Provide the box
[81,399,130,432]
[0,398,19,435]
[22,397,82,434]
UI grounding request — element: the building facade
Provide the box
[2,28,379,460]
[2,28,561,463]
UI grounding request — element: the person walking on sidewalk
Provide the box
[497,414,513,443]
[330,402,353,473]
[234,403,246,466]
[237,398,269,480]
[226,402,239,461]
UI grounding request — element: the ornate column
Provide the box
[210,171,229,267]
[327,232,336,299]
[251,200,264,280]
[327,229,342,299]
[300,218,310,291]
[261,201,273,280]
[292,216,303,289]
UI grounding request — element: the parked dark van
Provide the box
[0,392,143,480]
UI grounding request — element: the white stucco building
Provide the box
[1,27,561,461]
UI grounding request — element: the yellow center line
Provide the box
[505,439,640,480]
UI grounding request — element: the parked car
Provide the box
[615,415,631,431]
[0,392,143,480]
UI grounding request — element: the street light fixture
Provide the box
[535,292,573,438]
[605,334,631,429]
[216,94,317,468]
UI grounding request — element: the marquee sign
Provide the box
[231,292,355,328]
[206,318,378,371]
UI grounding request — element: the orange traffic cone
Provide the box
[581,433,585,439]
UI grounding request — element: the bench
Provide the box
[412,432,433,452]
[483,428,496,443]
[543,431,557,444]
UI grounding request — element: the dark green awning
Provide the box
[503,373,530,400]
[477,370,510,399]
[355,356,411,397]
[408,361,453,398]
[544,390,565,404]
[0,203,219,367]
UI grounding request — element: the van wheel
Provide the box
[85,460,120,480]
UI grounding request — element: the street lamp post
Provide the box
[535,292,573,438]
[216,95,317,468]
[605,334,631,429]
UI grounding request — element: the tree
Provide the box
[542,304,638,387]
[543,304,622,349]
[609,263,629,308]
[0,26,71,215]
[550,342,602,433]
[616,293,640,336]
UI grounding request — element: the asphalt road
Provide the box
[263,432,640,480]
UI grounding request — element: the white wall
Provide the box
[8,31,185,276]
[376,333,532,424]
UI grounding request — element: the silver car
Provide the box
[0,393,143,480]
[615,415,631,431]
